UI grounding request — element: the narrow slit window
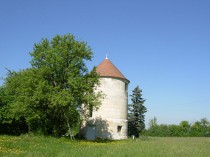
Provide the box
[125,83,128,91]
[89,105,93,117]
[117,126,122,133]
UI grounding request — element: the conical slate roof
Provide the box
[96,58,128,81]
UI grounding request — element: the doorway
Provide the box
[86,125,96,140]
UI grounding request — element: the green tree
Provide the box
[128,86,147,137]
[179,121,191,136]
[200,118,210,136]
[168,124,181,136]
[145,118,210,137]
[145,117,158,136]
[1,34,102,136]
[190,121,203,136]
[0,78,28,135]
[149,117,158,128]
[190,119,210,137]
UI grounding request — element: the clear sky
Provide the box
[0,0,210,126]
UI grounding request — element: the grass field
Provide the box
[0,135,210,157]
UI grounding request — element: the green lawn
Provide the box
[0,135,210,157]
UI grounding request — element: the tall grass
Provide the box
[0,135,210,157]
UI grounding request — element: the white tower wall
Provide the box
[90,77,129,139]
[84,58,129,140]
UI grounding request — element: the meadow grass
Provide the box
[0,135,210,157]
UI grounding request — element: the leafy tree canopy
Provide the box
[145,117,210,137]
[0,34,102,136]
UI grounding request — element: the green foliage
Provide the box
[146,117,158,136]
[0,83,28,135]
[145,117,210,137]
[0,34,102,136]
[128,86,147,137]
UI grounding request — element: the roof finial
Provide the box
[106,54,108,59]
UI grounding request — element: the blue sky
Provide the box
[1,0,210,126]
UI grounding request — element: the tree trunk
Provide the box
[64,112,73,139]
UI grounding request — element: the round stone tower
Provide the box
[85,57,129,140]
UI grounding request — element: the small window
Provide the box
[117,126,122,133]
[125,84,128,91]
[89,105,93,117]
